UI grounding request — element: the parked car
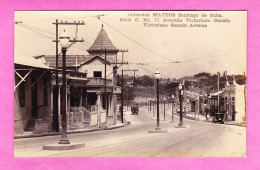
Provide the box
[131,104,139,115]
[211,112,224,123]
[210,105,224,123]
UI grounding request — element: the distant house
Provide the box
[222,82,246,123]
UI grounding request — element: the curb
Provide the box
[183,114,246,127]
[14,123,126,139]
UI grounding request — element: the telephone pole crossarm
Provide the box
[52,21,85,25]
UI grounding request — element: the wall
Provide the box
[79,56,113,79]
[235,84,246,123]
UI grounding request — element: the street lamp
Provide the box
[148,98,151,113]
[170,94,175,123]
[176,83,185,128]
[58,30,70,144]
[152,98,155,117]
[163,97,166,121]
[147,98,149,112]
[149,69,167,133]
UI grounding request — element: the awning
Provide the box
[14,56,55,70]
[209,91,224,98]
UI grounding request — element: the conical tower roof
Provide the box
[87,26,119,53]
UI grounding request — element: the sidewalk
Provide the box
[14,122,126,139]
[145,105,246,127]
[183,112,246,127]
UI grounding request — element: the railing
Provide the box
[68,107,90,127]
[88,77,113,86]
[66,105,106,129]
[69,72,87,78]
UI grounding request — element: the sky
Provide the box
[14,11,247,79]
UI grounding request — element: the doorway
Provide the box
[31,77,38,117]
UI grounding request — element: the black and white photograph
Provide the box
[14,11,246,157]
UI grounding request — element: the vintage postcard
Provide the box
[14,11,246,157]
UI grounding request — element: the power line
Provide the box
[16,24,54,39]
[180,53,227,63]
[99,19,174,62]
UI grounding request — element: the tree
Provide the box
[194,72,212,78]
[140,75,154,87]
[163,82,179,96]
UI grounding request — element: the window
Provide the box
[93,71,102,78]
[19,81,25,107]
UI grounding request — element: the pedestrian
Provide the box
[205,107,209,122]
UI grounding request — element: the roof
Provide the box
[87,27,119,53]
[34,55,120,68]
[35,55,88,68]
[209,91,224,98]
[14,56,54,70]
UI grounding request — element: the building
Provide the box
[83,25,121,125]
[14,56,54,135]
[222,82,246,123]
[34,25,121,130]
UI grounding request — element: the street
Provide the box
[14,106,246,157]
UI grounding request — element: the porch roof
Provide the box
[209,91,224,98]
[14,56,55,70]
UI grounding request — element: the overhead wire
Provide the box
[98,18,174,62]
[16,24,54,39]
[16,14,229,80]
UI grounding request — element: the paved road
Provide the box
[14,106,246,157]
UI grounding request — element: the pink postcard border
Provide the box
[1,0,260,169]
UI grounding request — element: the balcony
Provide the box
[87,77,113,86]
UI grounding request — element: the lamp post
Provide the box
[170,94,175,123]
[43,30,86,150]
[148,98,150,113]
[58,30,70,144]
[147,98,149,112]
[152,99,155,117]
[163,97,166,121]
[150,98,152,114]
[176,83,185,128]
[149,69,167,133]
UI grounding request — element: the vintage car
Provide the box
[131,104,139,115]
[210,106,224,123]
[211,112,224,123]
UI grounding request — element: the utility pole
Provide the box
[133,69,138,86]
[217,72,220,113]
[52,20,85,132]
[123,69,138,105]
[124,69,138,86]
[121,69,124,123]
[119,49,128,63]
[120,69,138,122]
[104,49,108,117]
[127,86,129,111]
